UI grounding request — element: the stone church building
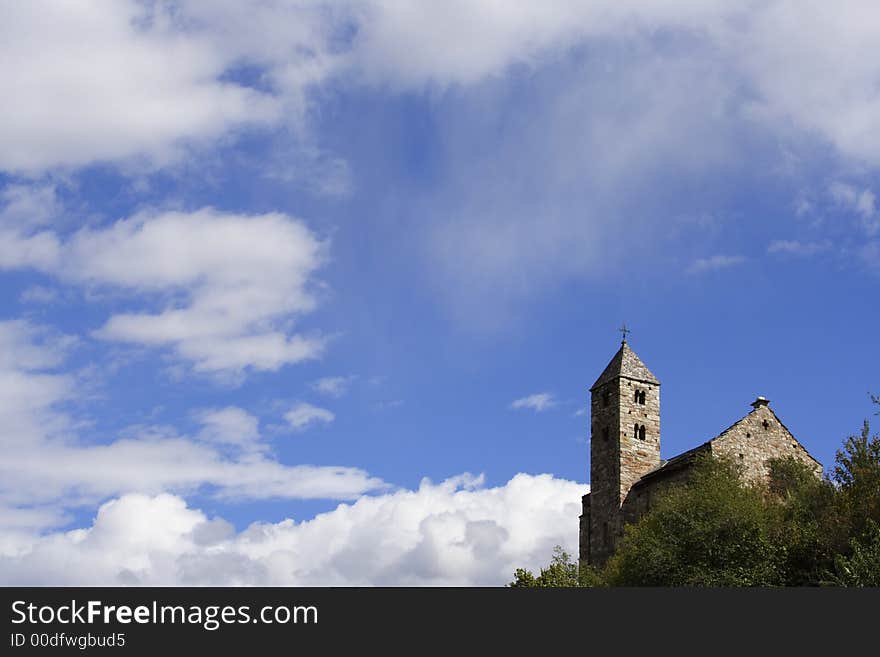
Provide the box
[579,337,822,568]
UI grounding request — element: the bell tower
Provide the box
[581,330,661,566]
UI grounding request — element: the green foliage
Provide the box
[831,521,880,587]
[604,456,782,586]
[509,546,580,587]
[511,398,880,587]
[833,419,880,537]
[577,563,606,588]
[767,457,840,585]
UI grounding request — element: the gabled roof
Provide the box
[630,400,822,491]
[590,342,660,391]
[630,441,712,490]
[707,402,823,468]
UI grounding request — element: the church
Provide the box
[579,334,822,568]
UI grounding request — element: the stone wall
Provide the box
[587,379,620,566]
[710,402,822,482]
[586,375,661,566]
[618,402,822,534]
[579,494,591,567]
[579,348,823,572]
[616,377,661,504]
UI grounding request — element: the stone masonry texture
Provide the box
[578,344,822,570]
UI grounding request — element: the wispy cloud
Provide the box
[829,182,879,236]
[767,240,831,256]
[284,402,335,431]
[0,322,380,512]
[510,393,557,412]
[311,375,355,398]
[687,254,746,275]
[861,241,880,270]
[19,285,59,305]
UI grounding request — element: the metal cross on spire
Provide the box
[619,323,631,344]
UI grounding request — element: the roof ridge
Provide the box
[590,342,660,391]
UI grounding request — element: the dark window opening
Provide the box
[634,390,646,405]
[762,419,770,429]
[639,425,646,441]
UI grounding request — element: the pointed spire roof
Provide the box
[590,342,660,391]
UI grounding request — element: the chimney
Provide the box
[751,396,770,409]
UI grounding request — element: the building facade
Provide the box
[579,339,822,568]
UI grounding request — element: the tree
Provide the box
[832,418,880,539]
[602,456,782,586]
[509,396,880,587]
[831,520,880,587]
[766,456,840,585]
[509,546,580,587]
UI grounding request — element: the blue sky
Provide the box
[0,1,878,585]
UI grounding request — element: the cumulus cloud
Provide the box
[0,1,279,172]
[285,402,335,431]
[0,474,586,586]
[0,205,328,376]
[510,393,557,413]
[687,254,746,274]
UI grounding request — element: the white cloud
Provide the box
[1,206,328,376]
[0,320,75,371]
[0,322,385,527]
[730,2,880,167]
[0,184,63,270]
[829,182,879,236]
[311,375,356,398]
[510,393,557,413]
[0,184,59,229]
[285,402,335,431]
[0,473,586,586]
[5,2,880,176]
[0,1,279,172]
[346,1,880,171]
[195,407,262,453]
[687,254,746,274]
[19,285,59,305]
[767,240,831,256]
